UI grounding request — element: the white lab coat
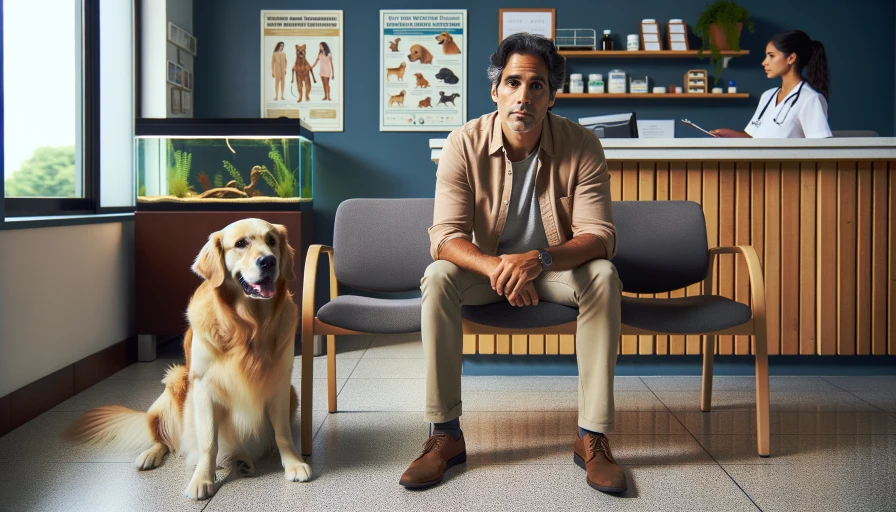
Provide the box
[744,81,832,138]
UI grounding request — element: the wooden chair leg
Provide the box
[700,335,715,412]
[754,330,771,457]
[300,324,314,457]
[327,335,337,413]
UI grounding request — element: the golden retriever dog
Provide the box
[388,90,406,106]
[418,96,432,108]
[291,44,316,102]
[413,73,430,88]
[407,44,433,64]
[435,32,461,54]
[386,61,406,81]
[389,37,401,52]
[63,218,311,501]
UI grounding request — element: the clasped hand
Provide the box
[488,252,541,307]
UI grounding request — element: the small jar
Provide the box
[587,73,604,94]
[728,80,737,93]
[626,34,639,51]
[569,73,584,94]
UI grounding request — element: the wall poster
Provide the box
[260,10,343,132]
[380,9,467,132]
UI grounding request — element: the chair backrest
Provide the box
[831,130,879,138]
[332,198,435,292]
[611,200,709,294]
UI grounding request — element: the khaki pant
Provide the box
[420,258,622,433]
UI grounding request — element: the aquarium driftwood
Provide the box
[197,166,262,198]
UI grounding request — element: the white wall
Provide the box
[0,222,134,396]
[141,0,194,118]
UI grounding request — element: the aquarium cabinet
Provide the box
[133,119,314,358]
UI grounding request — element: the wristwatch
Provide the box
[537,249,553,272]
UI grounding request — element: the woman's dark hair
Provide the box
[769,30,829,100]
[273,41,285,54]
[319,42,331,56]
[487,32,565,103]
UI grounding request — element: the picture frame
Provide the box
[499,8,555,43]
[170,87,182,114]
[181,90,192,113]
[177,48,185,66]
[167,22,197,56]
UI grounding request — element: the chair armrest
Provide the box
[302,244,336,331]
[705,246,767,321]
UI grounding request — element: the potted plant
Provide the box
[694,0,755,82]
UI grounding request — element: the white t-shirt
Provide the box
[744,81,832,138]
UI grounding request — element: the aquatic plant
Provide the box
[258,139,298,198]
[214,174,223,188]
[222,160,246,189]
[197,171,211,191]
[167,140,193,197]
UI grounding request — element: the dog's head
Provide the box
[435,68,448,80]
[407,44,429,62]
[192,218,296,299]
[398,90,406,96]
[295,44,306,60]
[435,32,452,45]
[414,73,424,79]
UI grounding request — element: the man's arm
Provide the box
[438,238,499,278]
[491,234,603,300]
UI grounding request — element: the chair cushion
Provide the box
[461,302,579,329]
[317,295,421,334]
[621,295,752,334]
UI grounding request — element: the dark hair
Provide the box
[273,41,285,54]
[319,42,331,56]
[769,30,829,101]
[487,32,565,104]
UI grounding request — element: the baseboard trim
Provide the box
[0,336,137,438]
[463,354,896,377]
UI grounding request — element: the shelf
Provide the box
[555,93,750,99]
[558,50,749,58]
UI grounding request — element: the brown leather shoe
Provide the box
[399,432,466,489]
[574,433,627,493]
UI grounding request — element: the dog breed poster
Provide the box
[380,10,467,132]
[260,10,344,132]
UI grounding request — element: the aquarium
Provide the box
[135,118,312,209]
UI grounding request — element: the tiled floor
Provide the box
[1,333,895,511]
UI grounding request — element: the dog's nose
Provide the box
[257,255,276,271]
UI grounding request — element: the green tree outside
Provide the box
[4,146,77,197]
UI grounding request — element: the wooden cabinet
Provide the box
[135,210,313,336]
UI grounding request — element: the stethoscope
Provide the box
[751,81,804,127]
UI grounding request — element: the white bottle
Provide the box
[569,73,584,94]
[626,34,639,51]
[588,73,604,94]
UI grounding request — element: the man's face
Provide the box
[491,53,555,134]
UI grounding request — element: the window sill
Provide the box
[1,212,134,230]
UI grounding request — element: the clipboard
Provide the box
[681,119,718,137]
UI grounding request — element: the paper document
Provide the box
[680,119,718,137]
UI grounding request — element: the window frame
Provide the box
[0,0,131,220]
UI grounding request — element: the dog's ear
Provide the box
[274,224,296,281]
[192,232,226,287]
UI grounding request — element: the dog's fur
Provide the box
[413,73,430,88]
[435,32,461,54]
[435,67,459,85]
[389,37,401,52]
[418,96,432,108]
[291,44,316,102]
[386,62,406,81]
[407,44,433,64]
[63,219,311,501]
[388,90,406,106]
[438,91,460,106]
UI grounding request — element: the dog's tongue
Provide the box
[251,280,276,298]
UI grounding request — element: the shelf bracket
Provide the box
[723,56,733,69]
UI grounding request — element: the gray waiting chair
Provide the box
[300,198,770,458]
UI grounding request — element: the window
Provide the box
[2,0,100,217]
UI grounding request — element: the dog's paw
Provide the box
[237,458,256,477]
[184,475,216,500]
[284,461,312,482]
[135,444,167,470]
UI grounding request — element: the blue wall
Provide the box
[192,0,895,304]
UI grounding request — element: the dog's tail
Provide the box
[62,364,188,454]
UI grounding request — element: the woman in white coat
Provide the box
[711,30,831,138]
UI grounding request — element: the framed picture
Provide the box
[170,88,182,114]
[181,91,192,113]
[168,22,197,56]
[499,8,555,43]
[167,61,176,85]
[177,48,185,66]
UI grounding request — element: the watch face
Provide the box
[541,250,552,266]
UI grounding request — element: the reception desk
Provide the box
[429,137,896,357]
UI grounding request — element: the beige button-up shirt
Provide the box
[429,110,616,261]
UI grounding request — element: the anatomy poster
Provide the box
[380,10,467,132]
[260,10,343,132]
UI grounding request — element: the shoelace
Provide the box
[587,434,617,465]
[415,433,448,460]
